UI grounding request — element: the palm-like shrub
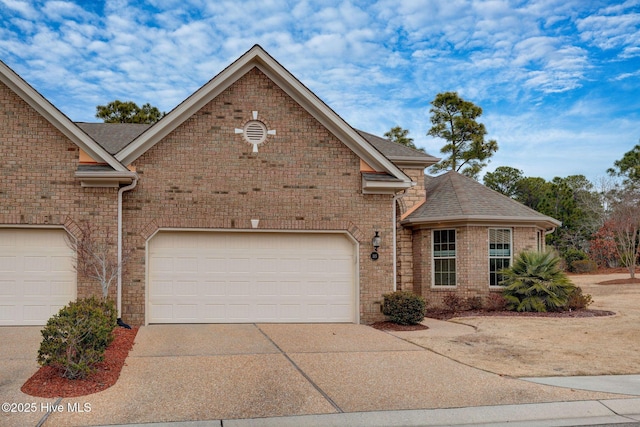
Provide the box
[501,251,576,312]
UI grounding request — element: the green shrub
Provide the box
[37,297,117,379]
[382,291,426,325]
[566,286,593,310]
[501,251,576,312]
[563,248,588,272]
[570,259,598,274]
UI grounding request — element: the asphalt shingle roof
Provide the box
[356,129,439,162]
[403,170,560,227]
[76,122,151,154]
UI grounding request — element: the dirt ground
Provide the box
[402,273,640,378]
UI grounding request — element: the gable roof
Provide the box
[0,60,131,175]
[113,45,413,192]
[402,170,560,229]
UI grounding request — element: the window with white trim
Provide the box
[433,229,456,286]
[489,228,511,286]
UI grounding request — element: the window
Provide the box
[489,228,511,286]
[433,229,456,286]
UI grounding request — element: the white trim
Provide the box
[431,228,457,288]
[143,228,360,325]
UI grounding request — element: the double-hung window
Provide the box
[433,229,456,286]
[489,228,511,286]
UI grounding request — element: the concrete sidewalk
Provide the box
[96,397,640,426]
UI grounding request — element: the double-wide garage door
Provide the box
[148,232,356,323]
[0,229,76,325]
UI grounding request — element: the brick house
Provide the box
[0,45,559,326]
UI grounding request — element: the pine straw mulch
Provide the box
[21,326,138,398]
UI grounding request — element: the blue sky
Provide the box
[1,0,639,183]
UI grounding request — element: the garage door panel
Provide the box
[0,229,76,325]
[148,232,356,323]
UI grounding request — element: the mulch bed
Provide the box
[371,321,429,331]
[424,309,616,321]
[21,326,138,398]
[597,277,640,285]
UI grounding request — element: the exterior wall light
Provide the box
[371,231,381,261]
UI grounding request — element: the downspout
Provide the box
[117,176,138,327]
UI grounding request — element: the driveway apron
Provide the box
[5,323,636,427]
[0,326,53,427]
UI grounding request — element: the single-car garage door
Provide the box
[148,231,356,323]
[0,229,76,325]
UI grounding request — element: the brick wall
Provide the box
[121,68,395,325]
[0,81,119,300]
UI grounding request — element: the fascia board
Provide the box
[0,60,128,173]
[401,215,562,229]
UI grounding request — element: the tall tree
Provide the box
[607,142,640,185]
[483,166,524,198]
[607,188,640,278]
[96,100,165,124]
[384,126,425,152]
[427,92,498,179]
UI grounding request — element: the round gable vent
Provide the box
[243,120,267,144]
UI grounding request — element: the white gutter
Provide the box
[117,176,138,320]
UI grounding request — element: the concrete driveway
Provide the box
[2,323,638,427]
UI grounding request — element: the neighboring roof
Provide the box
[76,123,151,154]
[402,170,561,229]
[113,45,412,193]
[0,60,131,175]
[356,130,439,167]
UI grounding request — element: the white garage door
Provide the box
[148,232,356,323]
[0,229,76,325]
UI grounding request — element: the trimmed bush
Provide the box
[501,251,576,312]
[566,286,593,310]
[570,259,598,274]
[382,291,426,325]
[37,297,117,379]
[563,249,588,272]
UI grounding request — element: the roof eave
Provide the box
[401,215,562,230]
[75,171,138,188]
[0,61,129,173]
[362,176,412,194]
[388,156,440,168]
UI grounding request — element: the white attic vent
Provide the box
[234,110,276,153]
[244,120,267,144]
